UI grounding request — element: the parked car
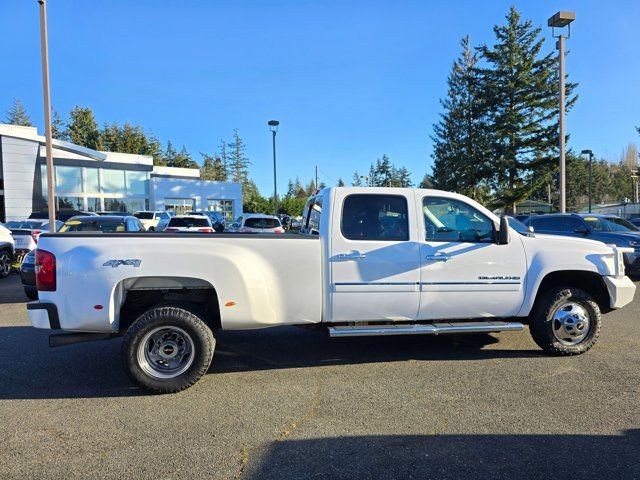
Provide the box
[27,187,636,393]
[185,211,226,232]
[29,210,98,222]
[20,249,37,300]
[523,213,640,275]
[134,211,173,231]
[164,215,215,233]
[59,215,145,233]
[230,214,285,233]
[3,219,64,264]
[289,217,303,231]
[0,223,14,279]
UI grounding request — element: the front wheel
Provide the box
[122,306,215,393]
[529,287,601,355]
[0,251,12,278]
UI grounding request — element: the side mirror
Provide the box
[574,227,589,235]
[497,215,510,245]
[528,226,535,233]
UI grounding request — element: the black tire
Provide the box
[0,251,11,278]
[529,286,601,355]
[122,306,215,394]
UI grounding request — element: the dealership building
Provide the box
[0,123,242,222]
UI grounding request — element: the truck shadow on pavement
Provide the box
[0,274,29,304]
[0,324,542,400]
[242,430,640,480]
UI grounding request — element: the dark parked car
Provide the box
[277,214,292,230]
[20,249,37,300]
[59,215,145,233]
[523,213,640,275]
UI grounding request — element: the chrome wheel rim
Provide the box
[137,326,195,379]
[552,301,590,346]
[0,253,10,276]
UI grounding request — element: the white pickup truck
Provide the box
[27,187,636,393]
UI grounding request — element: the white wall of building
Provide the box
[150,177,243,219]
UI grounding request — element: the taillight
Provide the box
[31,230,42,243]
[35,249,56,291]
[274,228,284,233]
[198,228,214,233]
[164,227,178,232]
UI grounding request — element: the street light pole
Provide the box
[268,120,279,214]
[38,0,56,231]
[581,149,593,213]
[548,11,575,214]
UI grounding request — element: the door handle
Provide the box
[425,254,452,262]
[337,251,367,260]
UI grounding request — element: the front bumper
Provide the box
[603,276,636,309]
[26,302,60,330]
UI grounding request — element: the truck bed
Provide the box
[36,233,322,332]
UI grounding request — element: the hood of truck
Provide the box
[532,233,613,253]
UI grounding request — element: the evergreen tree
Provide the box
[51,108,66,139]
[419,173,434,189]
[478,7,577,212]
[352,172,364,186]
[171,145,198,168]
[227,129,251,185]
[200,153,227,181]
[431,35,490,201]
[5,99,33,126]
[66,106,101,149]
[337,178,345,187]
[163,141,177,166]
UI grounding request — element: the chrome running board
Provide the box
[328,321,524,338]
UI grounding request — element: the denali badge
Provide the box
[103,259,142,268]
[478,275,521,280]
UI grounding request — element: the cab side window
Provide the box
[423,197,494,243]
[341,194,408,241]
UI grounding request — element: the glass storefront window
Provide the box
[207,199,234,221]
[56,166,83,193]
[102,169,126,193]
[87,197,101,212]
[86,168,100,193]
[126,171,148,195]
[165,198,195,215]
[123,198,148,213]
[57,196,84,211]
[104,198,128,212]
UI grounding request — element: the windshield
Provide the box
[60,219,127,232]
[168,217,210,227]
[3,221,44,229]
[507,216,533,236]
[134,212,154,220]
[244,218,280,229]
[582,216,640,232]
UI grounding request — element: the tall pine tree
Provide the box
[5,99,33,126]
[66,106,101,150]
[227,129,251,185]
[431,35,490,202]
[478,6,577,211]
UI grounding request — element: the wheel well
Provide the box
[117,277,221,333]
[534,270,610,314]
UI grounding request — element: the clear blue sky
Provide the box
[2,0,639,194]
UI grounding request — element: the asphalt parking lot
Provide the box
[0,273,639,480]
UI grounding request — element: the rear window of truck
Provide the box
[341,194,409,241]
